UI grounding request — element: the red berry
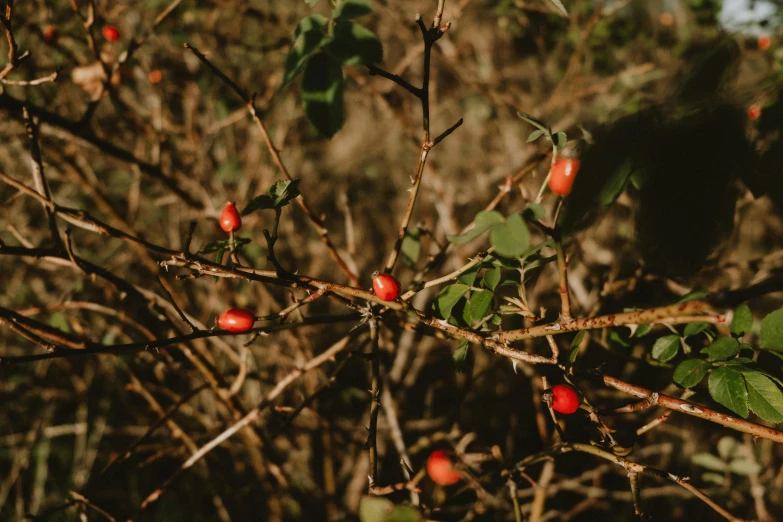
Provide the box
[748,104,761,121]
[426,450,461,486]
[372,273,401,302]
[218,308,255,333]
[548,158,580,197]
[219,202,242,233]
[102,25,120,42]
[758,35,771,51]
[43,25,58,42]
[550,384,580,414]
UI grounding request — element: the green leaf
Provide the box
[727,458,762,476]
[703,337,740,362]
[708,366,748,418]
[385,505,422,522]
[482,267,501,291]
[448,211,504,245]
[453,339,469,368]
[673,359,710,388]
[400,228,421,269]
[466,290,494,325]
[457,265,480,286]
[691,452,727,472]
[516,110,549,133]
[743,371,783,423]
[306,0,320,7]
[323,21,383,65]
[678,289,709,303]
[553,132,567,149]
[359,496,394,522]
[242,180,301,215]
[527,129,545,142]
[489,213,530,258]
[701,472,726,486]
[730,304,753,338]
[569,330,585,363]
[283,15,329,87]
[652,335,680,362]
[198,237,251,254]
[633,324,652,338]
[548,0,568,16]
[717,437,739,460]
[50,311,71,333]
[683,321,711,338]
[760,307,783,351]
[433,284,470,320]
[333,0,372,20]
[522,203,545,222]
[301,52,345,137]
[608,329,630,349]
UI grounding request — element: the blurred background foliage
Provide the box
[1,0,783,521]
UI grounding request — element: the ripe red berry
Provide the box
[219,202,242,233]
[748,104,761,121]
[43,25,58,43]
[550,384,581,414]
[218,308,255,333]
[426,450,461,486]
[758,35,771,51]
[548,157,580,197]
[372,273,401,302]
[102,25,120,42]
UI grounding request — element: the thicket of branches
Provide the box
[2,0,783,521]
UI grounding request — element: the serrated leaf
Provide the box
[457,265,480,286]
[652,335,680,362]
[548,0,568,16]
[708,366,748,418]
[453,339,469,369]
[704,337,740,362]
[569,330,585,363]
[359,496,394,522]
[333,0,372,20]
[301,53,345,137]
[466,290,494,325]
[683,321,711,338]
[323,21,383,65]
[489,213,530,258]
[691,452,727,472]
[283,14,329,87]
[553,131,567,149]
[516,110,549,133]
[434,284,470,320]
[730,304,753,338]
[527,129,545,142]
[448,211,504,245]
[242,180,301,215]
[760,307,783,351]
[743,371,783,423]
[400,228,421,269]
[673,359,710,388]
[482,267,501,291]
